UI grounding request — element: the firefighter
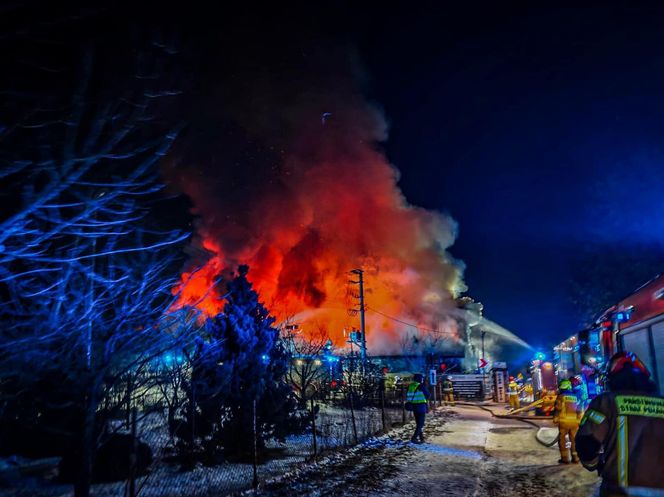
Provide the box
[508,376,520,410]
[442,375,455,406]
[523,379,534,403]
[406,373,430,444]
[571,375,589,411]
[540,388,557,417]
[576,351,664,496]
[553,379,583,464]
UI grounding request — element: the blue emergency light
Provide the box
[612,307,634,323]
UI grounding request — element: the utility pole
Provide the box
[282,322,299,355]
[350,269,367,362]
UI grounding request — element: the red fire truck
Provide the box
[599,273,664,393]
[554,274,664,396]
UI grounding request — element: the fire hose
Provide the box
[450,401,559,447]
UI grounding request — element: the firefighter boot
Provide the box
[558,427,571,464]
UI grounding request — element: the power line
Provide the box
[366,305,454,335]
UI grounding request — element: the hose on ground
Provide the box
[449,401,559,448]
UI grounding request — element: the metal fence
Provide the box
[0,383,423,497]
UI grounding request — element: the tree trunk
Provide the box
[74,388,97,497]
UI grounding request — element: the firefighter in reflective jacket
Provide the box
[508,376,520,410]
[540,389,557,416]
[571,375,590,411]
[576,351,664,497]
[442,376,455,406]
[523,379,534,403]
[553,379,583,464]
[406,373,430,443]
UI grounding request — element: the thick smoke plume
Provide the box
[167,44,466,353]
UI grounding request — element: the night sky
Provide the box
[348,3,664,348]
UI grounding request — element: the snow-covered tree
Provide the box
[174,266,302,461]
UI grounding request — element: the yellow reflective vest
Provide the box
[553,391,583,428]
[406,382,427,403]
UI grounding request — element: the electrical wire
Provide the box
[366,305,455,335]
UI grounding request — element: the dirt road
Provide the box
[255,404,600,497]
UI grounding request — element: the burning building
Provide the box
[165,43,470,355]
[163,36,531,363]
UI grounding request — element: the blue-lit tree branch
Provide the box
[0,30,196,497]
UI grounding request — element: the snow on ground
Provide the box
[253,404,601,497]
[0,406,402,497]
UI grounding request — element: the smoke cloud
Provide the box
[166,42,466,354]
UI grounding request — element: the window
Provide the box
[622,328,654,381]
[651,321,664,393]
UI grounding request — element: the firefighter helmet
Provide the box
[558,379,572,391]
[607,351,651,378]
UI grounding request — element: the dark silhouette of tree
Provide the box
[285,325,329,406]
[569,242,663,325]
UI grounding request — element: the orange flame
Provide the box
[169,99,465,353]
[171,239,225,318]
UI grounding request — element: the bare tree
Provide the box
[569,242,663,325]
[0,19,194,496]
[285,325,329,405]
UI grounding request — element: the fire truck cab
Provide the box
[608,274,664,393]
[554,274,664,397]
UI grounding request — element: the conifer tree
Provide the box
[178,266,302,461]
